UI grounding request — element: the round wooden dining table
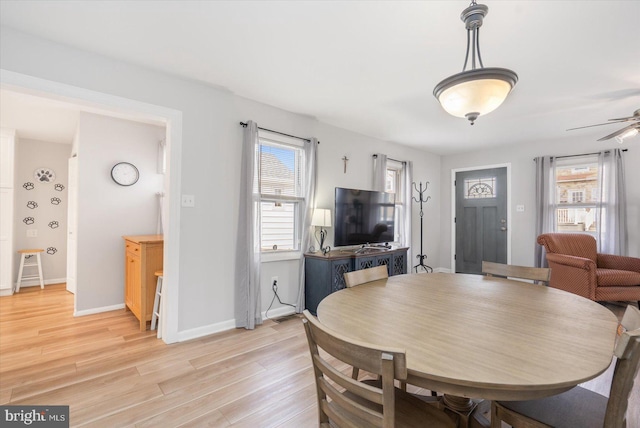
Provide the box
[316,272,619,427]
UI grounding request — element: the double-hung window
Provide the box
[554,156,598,234]
[385,160,404,243]
[258,133,305,252]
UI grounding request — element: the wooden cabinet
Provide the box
[123,235,163,331]
[304,247,408,315]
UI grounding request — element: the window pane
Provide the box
[464,177,496,199]
[386,169,396,193]
[261,201,297,251]
[556,207,597,232]
[556,164,598,204]
[260,143,303,197]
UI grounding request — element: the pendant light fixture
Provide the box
[434,1,518,125]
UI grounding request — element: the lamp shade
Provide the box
[311,208,332,227]
[434,68,518,122]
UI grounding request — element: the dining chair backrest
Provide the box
[344,265,389,288]
[482,261,551,285]
[606,304,640,426]
[302,310,406,428]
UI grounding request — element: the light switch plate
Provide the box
[516,204,525,212]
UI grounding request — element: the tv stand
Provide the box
[304,247,408,315]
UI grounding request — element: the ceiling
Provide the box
[1,1,639,155]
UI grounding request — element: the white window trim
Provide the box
[258,132,305,253]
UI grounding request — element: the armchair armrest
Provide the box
[545,253,598,300]
[597,253,640,272]
[546,253,596,271]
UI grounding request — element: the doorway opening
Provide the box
[1,70,182,343]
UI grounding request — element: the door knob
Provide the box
[501,227,507,231]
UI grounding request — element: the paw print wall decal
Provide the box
[23,182,35,190]
[27,201,38,209]
[51,197,61,205]
[54,184,65,191]
[46,247,57,255]
[23,217,35,225]
[48,221,59,229]
[34,167,56,183]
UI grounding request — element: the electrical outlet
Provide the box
[181,194,195,207]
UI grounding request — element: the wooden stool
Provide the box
[151,270,163,337]
[16,249,45,292]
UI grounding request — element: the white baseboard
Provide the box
[14,277,67,288]
[176,305,297,343]
[262,305,297,321]
[74,303,125,317]
[1,278,67,296]
[177,318,236,342]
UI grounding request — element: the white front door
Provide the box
[455,167,509,274]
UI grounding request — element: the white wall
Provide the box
[440,137,640,269]
[0,28,442,336]
[13,138,70,284]
[75,112,165,311]
[232,94,442,316]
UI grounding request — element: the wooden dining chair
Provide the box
[491,304,640,428]
[302,310,455,428]
[482,261,551,285]
[344,265,389,288]
[343,265,390,382]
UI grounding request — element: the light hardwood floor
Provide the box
[1,284,638,427]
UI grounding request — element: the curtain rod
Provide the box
[533,148,628,161]
[372,154,406,164]
[239,122,319,144]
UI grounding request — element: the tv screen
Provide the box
[334,187,395,247]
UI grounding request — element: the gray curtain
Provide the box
[372,154,387,191]
[296,138,318,312]
[402,161,413,262]
[534,156,556,267]
[235,121,262,329]
[596,149,627,255]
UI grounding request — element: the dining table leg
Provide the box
[442,395,490,428]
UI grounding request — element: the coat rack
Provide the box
[412,181,433,273]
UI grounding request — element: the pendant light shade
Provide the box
[434,1,518,124]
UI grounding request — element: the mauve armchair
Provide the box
[537,233,640,305]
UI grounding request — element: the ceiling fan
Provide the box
[567,108,640,142]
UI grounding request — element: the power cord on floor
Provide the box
[265,279,296,321]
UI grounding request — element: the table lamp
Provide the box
[311,208,332,255]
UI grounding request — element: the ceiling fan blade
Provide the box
[567,122,619,131]
[597,124,638,141]
[607,116,639,122]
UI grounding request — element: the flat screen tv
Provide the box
[334,187,395,247]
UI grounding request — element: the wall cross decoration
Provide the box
[342,156,349,173]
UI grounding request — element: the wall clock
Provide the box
[111,162,139,186]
